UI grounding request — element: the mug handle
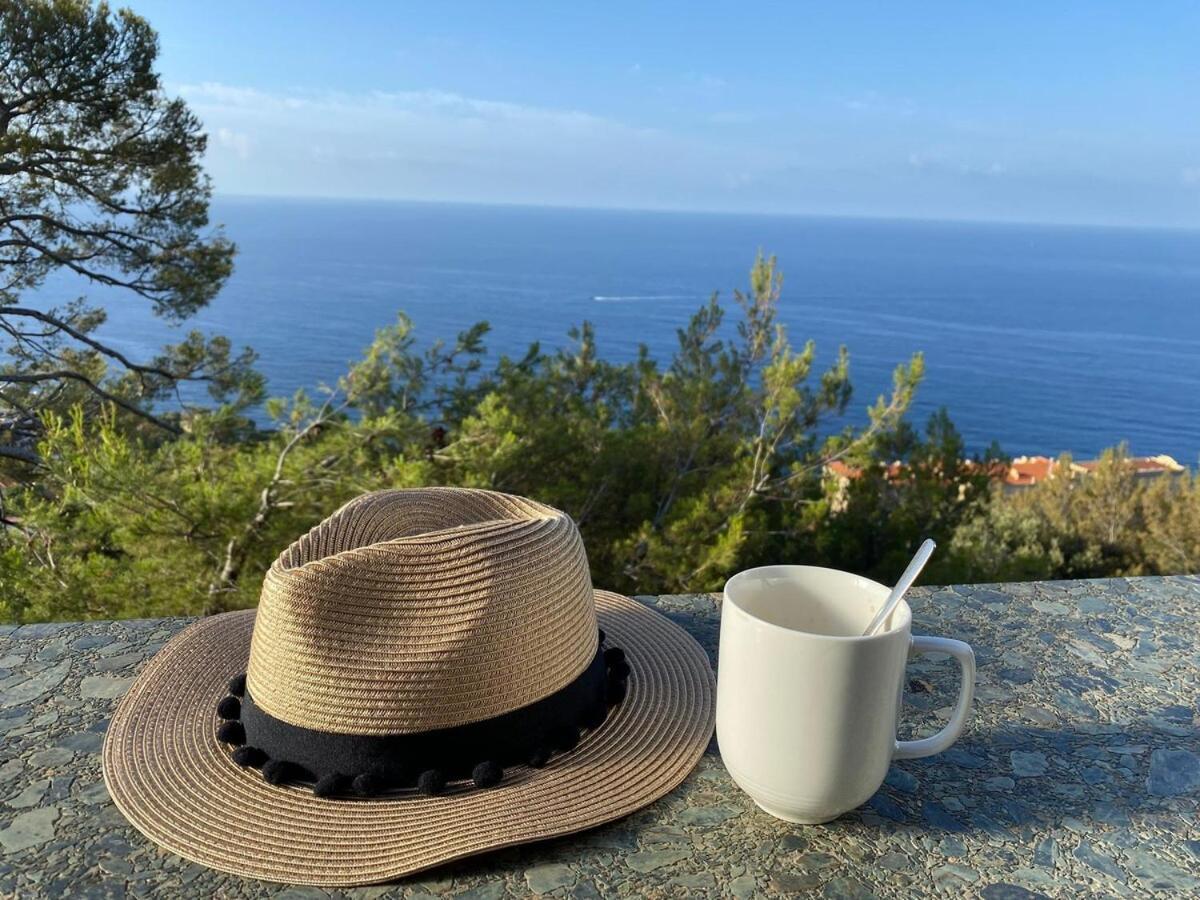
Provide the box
[893,635,976,760]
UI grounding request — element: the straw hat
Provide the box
[102,488,715,885]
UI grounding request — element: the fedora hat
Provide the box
[102,488,715,885]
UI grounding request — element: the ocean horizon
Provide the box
[53,196,1200,463]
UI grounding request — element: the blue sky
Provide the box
[135,1,1200,226]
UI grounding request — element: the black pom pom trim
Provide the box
[417,769,446,796]
[582,701,607,730]
[352,769,388,796]
[607,677,628,706]
[227,644,630,798]
[216,695,241,720]
[262,759,299,785]
[527,745,552,768]
[216,720,245,746]
[472,760,503,789]
[607,659,631,681]
[604,646,626,665]
[228,673,247,697]
[231,746,267,768]
[260,759,284,784]
[553,724,581,753]
[314,773,350,798]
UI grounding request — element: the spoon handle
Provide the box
[863,538,937,636]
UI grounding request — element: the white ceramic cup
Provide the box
[717,565,975,824]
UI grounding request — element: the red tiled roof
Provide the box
[823,459,906,482]
[1074,454,1184,475]
[825,459,860,479]
[1006,456,1055,486]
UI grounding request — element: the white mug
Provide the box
[716,565,975,824]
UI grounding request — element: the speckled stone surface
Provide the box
[3,576,1199,898]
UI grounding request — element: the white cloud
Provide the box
[171,81,787,209]
[160,81,1197,225]
[215,127,252,160]
[178,82,636,136]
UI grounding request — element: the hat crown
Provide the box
[246,488,596,735]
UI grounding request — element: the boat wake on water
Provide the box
[591,294,694,302]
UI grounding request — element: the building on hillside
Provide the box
[822,457,1006,511]
[822,459,907,512]
[825,454,1186,507]
[1004,456,1056,490]
[1071,454,1185,479]
[1002,454,1184,492]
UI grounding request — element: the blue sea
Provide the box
[84,197,1200,462]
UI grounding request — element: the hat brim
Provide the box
[102,590,715,886]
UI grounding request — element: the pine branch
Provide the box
[0,370,180,434]
[0,305,206,383]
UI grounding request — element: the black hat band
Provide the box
[216,633,630,798]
